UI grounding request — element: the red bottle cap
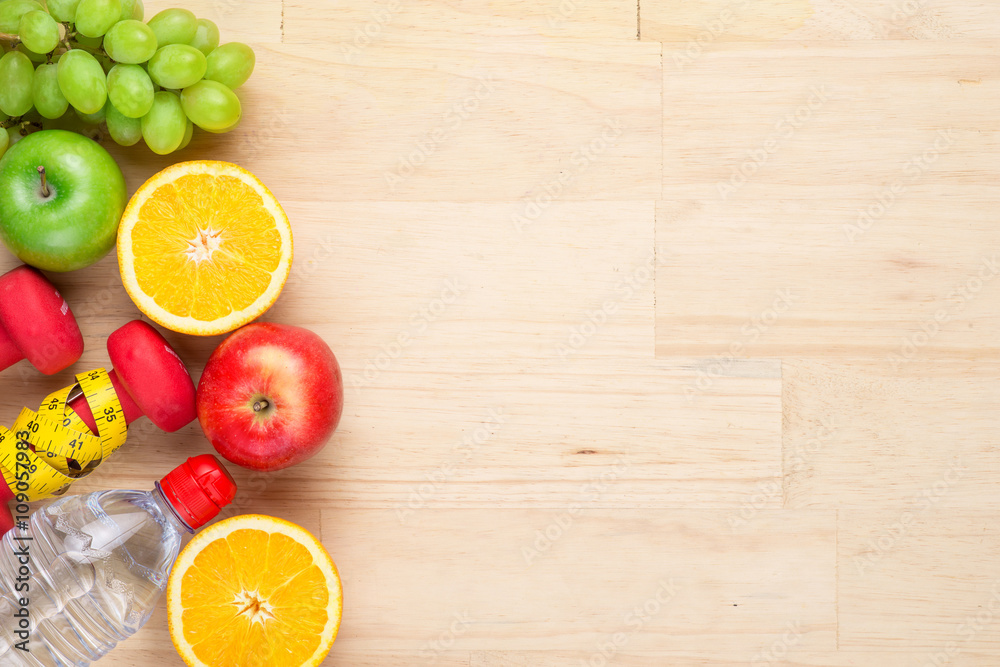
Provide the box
[159,455,237,530]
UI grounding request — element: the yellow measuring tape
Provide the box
[0,369,128,502]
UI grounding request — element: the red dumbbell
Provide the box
[66,320,197,434]
[0,265,84,375]
[1,320,197,535]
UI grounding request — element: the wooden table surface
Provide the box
[4,0,1000,665]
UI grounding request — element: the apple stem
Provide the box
[37,167,50,198]
[253,399,270,412]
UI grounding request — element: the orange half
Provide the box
[167,514,343,667]
[117,161,293,336]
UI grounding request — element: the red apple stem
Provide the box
[37,166,50,198]
[253,399,270,412]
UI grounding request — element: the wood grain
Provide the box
[473,651,1000,666]
[840,510,1000,652]
[655,198,1000,358]
[284,0,640,42]
[642,0,1000,41]
[318,509,835,654]
[783,359,1000,508]
[662,41,998,200]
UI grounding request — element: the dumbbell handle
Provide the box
[66,369,144,434]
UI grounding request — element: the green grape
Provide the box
[0,127,8,159]
[190,19,219,56]
[141,89,185,154]
[75,102,105,124]
[0,0,42,34]
[15,43,47,63]
[178,118,193,149]
[75,33,104,48]
[146,8,196,46]
[0,50,33,117]
[75,0,122,38]
[179,79,240,132]
[106,100,142,145]
[102,19,157,64]
[32,63,69,119]
[46,0,80,22]
[118,0,142,21]
[204,42,255,90]
[6,125,24,149]
[45,107,86,132]
[106,62,152,117]
[147,44,206,90]
[57,49,107,114]
[204,118,239,134]
[18,10,59,55]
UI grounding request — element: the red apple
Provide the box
[197,322,343,471]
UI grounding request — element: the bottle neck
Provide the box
[152,483,195,534]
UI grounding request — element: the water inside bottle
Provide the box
[0,489,186,666]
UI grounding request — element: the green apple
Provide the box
[0,130,127,272]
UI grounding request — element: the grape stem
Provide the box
[59,26,110,58]
[0,32,18,42]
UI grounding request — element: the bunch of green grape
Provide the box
[0,0,255,159]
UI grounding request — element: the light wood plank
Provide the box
[642,0,814,41]
[473,651,1000,666]
[321,508,836,652]
[272,201,658,363]
[642,0,1000,41]
[111,644,471,667]
[661,41,998,200]
[840,510,1000,651]
[284,0,639,42]
[782,359,1000,508]
[103,40,661,202]
[655,199,1000,358]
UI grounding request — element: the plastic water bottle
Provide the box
[0,455,237,666]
